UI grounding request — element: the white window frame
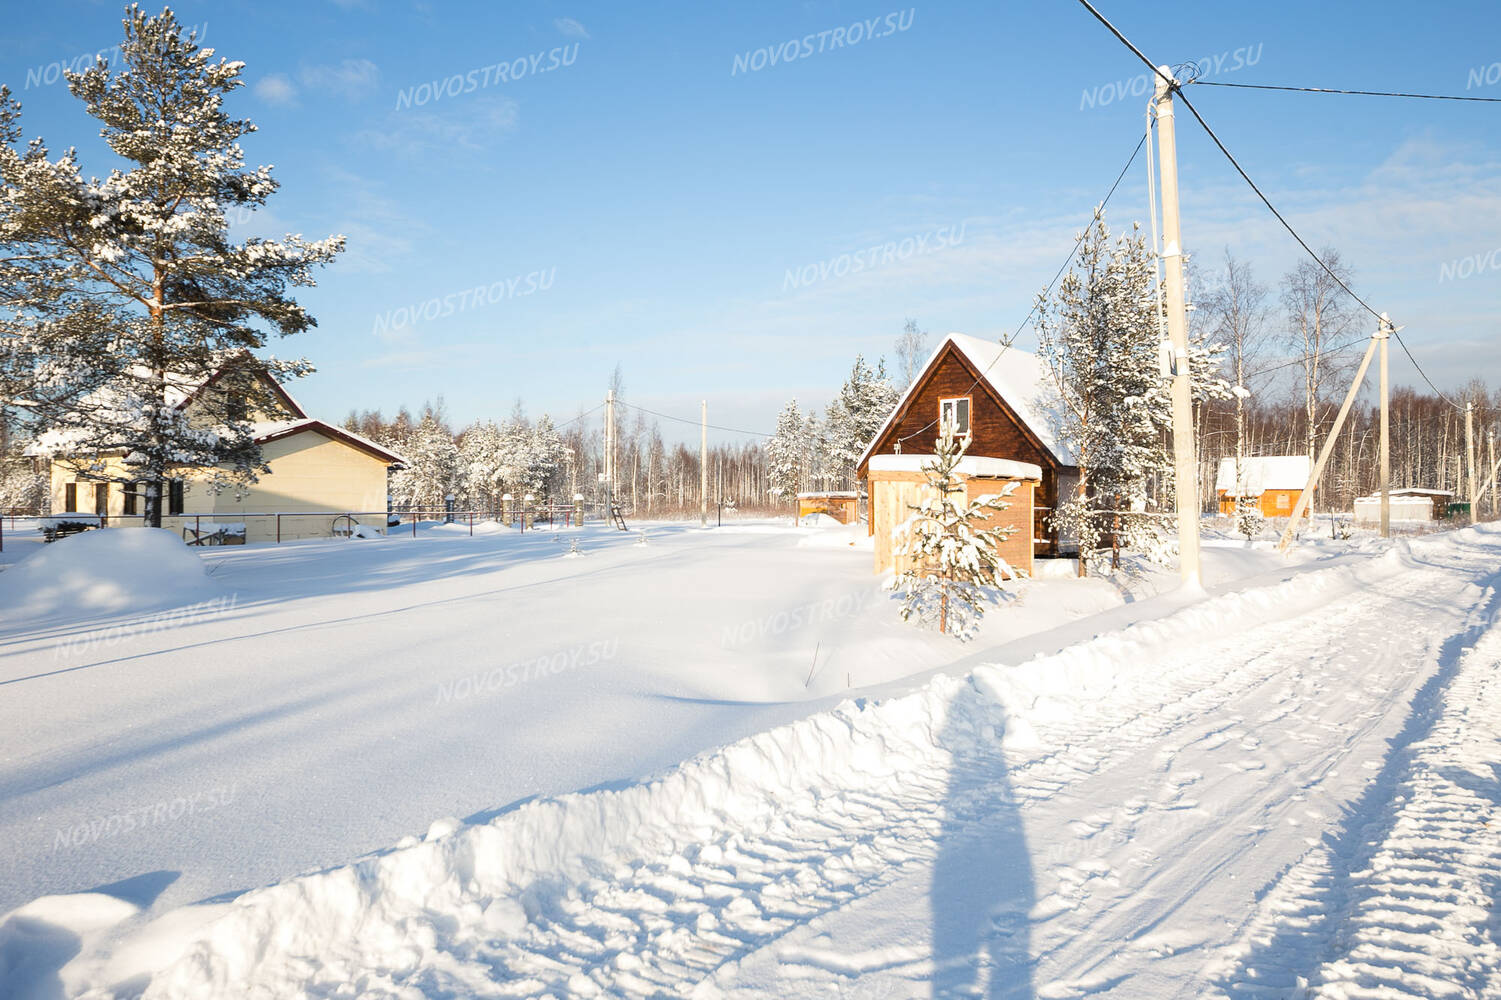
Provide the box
[938,396,972,438]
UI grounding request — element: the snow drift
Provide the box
[0,528,218,620]
[73,537,1435,999]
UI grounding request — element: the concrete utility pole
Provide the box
[1482,429,1494,516]
[605,388,615,515]
[1378,314,1392,538]
[700,400,708,527]
[1278,331,1380,552]
[1466,400,1477,518]
[1153,66,1202,586]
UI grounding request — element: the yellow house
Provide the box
[41,363,406,544]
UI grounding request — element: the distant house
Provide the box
[856,332,1078,577]
[35,360,406,544]
[797,491,859,524]
[1215,456,1313,516]
[1353,488,1453,524]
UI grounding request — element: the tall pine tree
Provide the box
[13,7,342,526]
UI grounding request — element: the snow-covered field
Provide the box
[1,518,1498,998]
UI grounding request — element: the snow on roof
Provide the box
[1215,456,1313,495]
[253,419,408,465]
[857,332,1075,472]
[868,454,1042,481]
[1354,488,1453,500]
[796,491,859,499]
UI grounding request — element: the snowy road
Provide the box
[41,523,1498,999]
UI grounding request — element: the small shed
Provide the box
[866,455,1040,578]
[1353,488,1452,525]
[797,491,859,524]
[1215,456,1313,516]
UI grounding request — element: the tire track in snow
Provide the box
[1206,564,1501,1000]
[108,530,1501,999]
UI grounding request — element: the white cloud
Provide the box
[554,17,589,39]
[300,58,380,101]
[253,74,298,105]
[358,96,519,155]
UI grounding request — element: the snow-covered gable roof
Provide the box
[856,332,1076,471]
[1215,456,1314,495]
[253,419,408,466]
[867,454,1042,481]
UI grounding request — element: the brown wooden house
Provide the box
[856,333,1078,576]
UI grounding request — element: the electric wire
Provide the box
[1188,80,1501,103]
[893,128,1149,447]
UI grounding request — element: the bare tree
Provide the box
[1203,251,1269,533]
[894,318,930,390]
[1282,249,1358,507]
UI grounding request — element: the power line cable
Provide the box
[1188,80,1501,103]
[617,399,773,438]
[894,129,1149,446]
[1073,0,1385,326]
[1392,330,1462,408]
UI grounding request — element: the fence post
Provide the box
[195,514,201,544]
[413,512,417,538]
[470,511,474,537]
[277,513,281,544]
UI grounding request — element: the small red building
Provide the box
[856,333,1079,576]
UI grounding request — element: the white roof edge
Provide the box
[868,454,1042,480]
[256,418,408,466]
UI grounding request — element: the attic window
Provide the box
[939,396,971,437]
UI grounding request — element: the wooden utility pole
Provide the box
[1153,67,1202,586]
[1466,400,1477,519]
[1378,314,1392,538]
[700,400,708,527]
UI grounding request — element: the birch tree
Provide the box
[1203,251,1269,538]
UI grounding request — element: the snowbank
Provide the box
[798,512,844,528]
[0,528,218,620]
[81,538,1429,998]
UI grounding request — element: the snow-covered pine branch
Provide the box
[891,421,1021,639]
[3,6,343,526]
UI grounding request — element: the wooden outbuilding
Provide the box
[855,332,1079,577]
[1215,456,1313,516]
[797,491,859,524]
[1353,488,1452,524]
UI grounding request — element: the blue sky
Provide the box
[3,1,1500,443]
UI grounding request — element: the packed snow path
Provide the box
[49,524,1500,998]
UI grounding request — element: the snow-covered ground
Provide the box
[1,518,1498,998]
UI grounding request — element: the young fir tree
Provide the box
[765,399,804,506]
[891,421,1020,639]
[13,8,342,526]
[823,354,898,488]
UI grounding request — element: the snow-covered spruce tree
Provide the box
[892,422,1020,639]
[1035,210,1226,575]
[389,410,459,510]
[521,414,569,500]
[13,8,342,526]
[765,399,804,507]
[822,355,898,489]
[457,420,505,512]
